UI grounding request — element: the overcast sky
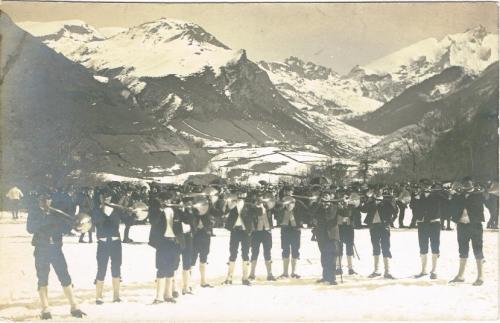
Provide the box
[2,1,498,74]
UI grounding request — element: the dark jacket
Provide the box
[93,207,121,239]
[361,198,397,226]
[192,201,218,235]
[417,192,444,223]
[312,203,340,241]
[274,199,309,228]
[451,192,485,224]
[410,193,424,218]
[27,206,71,247]
[338,204,356,227]
[148,205,186,249]
[251,205,274,231]
[225,203,257,235]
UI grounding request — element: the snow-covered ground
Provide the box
[0,211,497,321]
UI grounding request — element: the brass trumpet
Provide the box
[46,206,92,234]
[161,198,210,216]
[103,201,149,221]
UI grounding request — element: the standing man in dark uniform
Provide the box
[414,184,443,279]
[92,188,122,304]
[178,195,197,295]
[449,178,486,286]
[27,189,86,320]
[191,195,217,288]
[275,187,307,279]
[224,190,256,286]
[249,195,276,281]
[337,196,357,275]
[361,189,397,279]
[312,191,340,285]
[149,191,184,303]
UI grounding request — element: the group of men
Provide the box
[20,175,497,319]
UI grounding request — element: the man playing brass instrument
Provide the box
[311,191,340,285]
[275,186,307,279]
[414,184,444,280]
[149,190,185,303]
[27,189,86,320]
[337,190,358,275]
[449,177,486,286]
[360,188,397,279]
[92,188,123,305]
[224,190,256,286]
[249,193,276,281]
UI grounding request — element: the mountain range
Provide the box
[4,14,499,184]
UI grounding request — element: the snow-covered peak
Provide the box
[17,20,104,57]
[259,57,383,116]
[61,18,242,93]
[362,26,498,77]
[116,17,229,50]
[346,26,498,102]
[283,56,338,80]
[18,20,103,40]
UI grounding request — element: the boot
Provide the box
[279,258,290,278]
[430,254,438,279]
[38,287,51,318]
[112,277,121,302]
[383,257,394,279]
[249,260,257,280]
[242,261,251,285]
[199,263,212,288]
[63,285,86,318]
[449,258,467,283]
[368,256,381,278]
[182,270,193,295]
[347,256,357,275]
[164,277,176,303]
[224,261,235,284]
[171,276,179,298]
[291,258,300,278]
[265,260,276,281]
[95,280,104,305]
[153,278,165,304]
[415,254,428,278]
[473,259,484,286]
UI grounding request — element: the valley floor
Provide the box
[0,212,498,321]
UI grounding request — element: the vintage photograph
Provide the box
[0,0,498,321]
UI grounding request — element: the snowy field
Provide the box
[0,211,498,322]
